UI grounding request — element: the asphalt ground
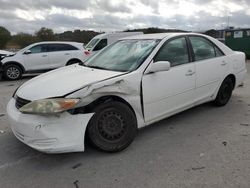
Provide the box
[0,62,249,188]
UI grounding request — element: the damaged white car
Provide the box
[7,33,247,153]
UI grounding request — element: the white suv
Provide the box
[0,41,85,80]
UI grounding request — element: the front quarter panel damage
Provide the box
[67,72,145,129]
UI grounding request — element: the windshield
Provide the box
[85,38,100,50]
[84,39,160,72]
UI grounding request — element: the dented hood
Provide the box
[16,65,124,100]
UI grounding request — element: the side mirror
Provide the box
[145,61,171,74]
[24,50,31,55]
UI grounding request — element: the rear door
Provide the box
[188,36,228,102]
[47,44,79,68]
[23,44,49,70]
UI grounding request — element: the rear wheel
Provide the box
[87,101,137,152]
[213,77,234,106]
[3,64,22,80]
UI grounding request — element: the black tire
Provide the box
[66,59,81,66]
[213,77,234,106]
[3,64,22,80]
[87,101,137,152]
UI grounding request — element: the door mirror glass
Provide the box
[24,50,31,55]
[145,61,170,74]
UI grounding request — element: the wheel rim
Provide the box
[6,67,20,79]
[97,110,127,141]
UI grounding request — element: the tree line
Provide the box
[0,27,101,49]
[0,26,187,50]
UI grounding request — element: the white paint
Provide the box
[7,33,247,153]
[143,62,196,124]
[84,32,143,58]
[1,41,86,72]
[7,99,94,153]
[16,65,123,100]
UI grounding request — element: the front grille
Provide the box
[15,97,31,109]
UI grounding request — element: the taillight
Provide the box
[84,50,90,56]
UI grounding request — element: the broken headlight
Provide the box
[19,98,80,114]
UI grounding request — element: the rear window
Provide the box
[189,37,216,61]
[189,36,224,61]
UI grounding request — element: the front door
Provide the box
[24,44,49,71]
[142,37,196,124]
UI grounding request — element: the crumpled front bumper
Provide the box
[7,98,94,153]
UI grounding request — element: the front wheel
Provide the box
[213,77,234,106]
[3,64,22,80]
[87,101,137,152]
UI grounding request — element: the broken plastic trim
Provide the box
[68,96,115,115]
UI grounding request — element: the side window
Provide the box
[29,45,48,54]
[93,39,108,51]
[189,37,216,61]
[48,44,63,52]
[61,44,78,51]
[154,37,189,67]
[47,44,78,52]
[214,46,224,57]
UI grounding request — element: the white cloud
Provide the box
[0,0,250,33]
[15,9,46,21]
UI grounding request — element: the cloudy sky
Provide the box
[0,0,250,34]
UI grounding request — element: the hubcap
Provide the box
[6,67,20,79]
[98,111,126,141]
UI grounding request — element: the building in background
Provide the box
[199,27,250,58]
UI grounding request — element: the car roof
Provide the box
[34,41,84,45]
[121,32,207,40]
[93,32,143,39]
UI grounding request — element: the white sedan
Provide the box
[7,33,247,153]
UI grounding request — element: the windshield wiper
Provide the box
[80,63,125,72]
[86,65,109,70]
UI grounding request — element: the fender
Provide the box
[3,61,26,73]
[66,58,82,66]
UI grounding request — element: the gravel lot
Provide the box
[0,62,249,188]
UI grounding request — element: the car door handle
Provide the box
[221,61,227,66]
[185,70,195,76]
[64,53,70,55]
[42,55,48,57]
